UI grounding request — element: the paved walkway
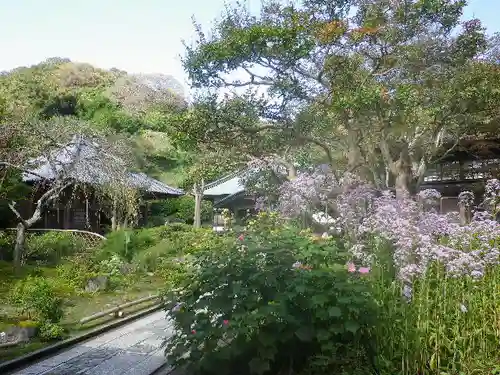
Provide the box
[12,311,173,375]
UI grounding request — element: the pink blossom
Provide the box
[238,235,244,241]
[347,262,356,273]
[358,267,370,274]
[223,320,229,325]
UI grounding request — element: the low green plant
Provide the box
[164,227,379,375]
[39,321,66,341]
[56,253,98,292]
[9,276,64,323]
[97,225,189,262]
[18,320,40,328]
[149,197,213,225]
[99,254,127,276]
[133,227,231,272]
[25,232,84,264]
[0,230,15,261]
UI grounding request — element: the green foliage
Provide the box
[177,196,212,223]
[98,254,131,277]
[150,196,213,225]
[38,321,66,341]
[55,253,98,292]
[134,226,230,273]
[97,229,154,262]
[0,231,15,261]
[9,276,64,323]
[373,257,500,374]
[76,91,146,134]
[25,232,84,264]
[180,0,500,191]
[164,227,378,375]
[98,224,192,263]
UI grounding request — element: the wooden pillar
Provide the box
[193,179,204,229]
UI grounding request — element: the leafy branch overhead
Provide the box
[181,0,500,195]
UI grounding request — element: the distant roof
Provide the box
[23,136,183,196]
[203,170,248,197]
[127,172,184,195]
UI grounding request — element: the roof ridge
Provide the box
[203,169,247,190]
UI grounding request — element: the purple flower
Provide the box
[277,171,499,282]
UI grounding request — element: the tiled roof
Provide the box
[23,136,184,196]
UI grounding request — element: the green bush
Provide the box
[175,196,213,224]
[97,226,178,261]
[97,230,143,262]
[133,227,230,272]
[55,253,98,292]
[0,230,15,261]
[98,224,193,264]
[164,227,379,375]
[149,197,213,224]
[9,276,64,323]
[39,321,66,341]
[25,232,84,264]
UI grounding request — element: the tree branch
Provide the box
[0,161,47,181]
[298,135,334,165]
[7,202,29,227]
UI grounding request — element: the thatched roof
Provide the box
[22,136,184,197]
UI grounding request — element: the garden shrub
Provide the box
[133,224,227,275]
[0,231,14,261]
[55,253,98,292]
[97,225,191,262]
[96,229,147,261]
[25,232,84,264]
[39,321,66,341]
[9,276,64,323]
[134,227,231,272]
[164,227,379,375]
[174,196,213,224]
[149,197,213,225]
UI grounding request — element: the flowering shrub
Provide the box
[275,169,500,373]
[277,169,500,281]
[163,227,379,375]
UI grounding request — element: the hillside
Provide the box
[0,57,189,186]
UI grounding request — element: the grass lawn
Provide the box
[0,260,167,362]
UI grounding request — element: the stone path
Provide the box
[11,311,174,375]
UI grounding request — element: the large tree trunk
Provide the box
[394,143,414,198]
[379,138,414,199]
[13,223,27,274]
[394,160,412,199]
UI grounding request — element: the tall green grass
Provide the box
[373,262,500,374]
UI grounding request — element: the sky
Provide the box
[0,0,498,92]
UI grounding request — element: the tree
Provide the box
[106,73,187,115]
[0,117,139,272]
[182,0,500,196]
